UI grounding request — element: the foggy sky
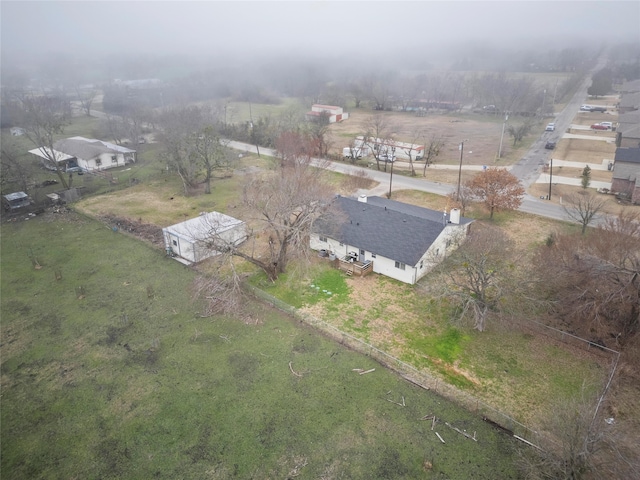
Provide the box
[2,0,639,62]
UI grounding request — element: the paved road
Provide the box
[226,57,612,225]
[226,140,575,221]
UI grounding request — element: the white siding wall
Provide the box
[310,223,469,285]
[164,231,198,263]
[164,223,247,264]
[81,153,129,171]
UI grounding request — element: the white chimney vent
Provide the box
[450,208,460,224]
[358,195,367,203]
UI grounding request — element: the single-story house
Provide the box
[162,212,248,265]
[311,195,474,285]
[611,147,640,203]
[306,104,349,123]
[29,136,136,172]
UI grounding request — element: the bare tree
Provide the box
[21,95,70,189]
[466,167,525,219]
[507,118,536,146]
[193,126,229,194]
[157,105,210,194]
[563,192,606,235]
[305,110,331,158]
[422,134,445,176]
[362,114,395,171]
[74,86,98,117]
[100,114,127,146]
[533,209,640,346]
[235,156,336,281]
[446,186,473,217]
[275,131,311,170]
[1,134,38,194]
[433,224,515,332]
[516,382,640,480]
[404,126,424,177]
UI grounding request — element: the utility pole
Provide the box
[387,146,396,199]
[548,157,553,200]
[498,114,509,159]
[456,140,466,200]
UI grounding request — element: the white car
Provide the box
[545,123,556,131]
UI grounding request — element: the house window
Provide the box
[371,253,376,258]
[319,236,327,242]
[172,240,178,246]
[420,260,424,269]
[111,155,118,164]
[95,158,102,166]
[395,261,406,270]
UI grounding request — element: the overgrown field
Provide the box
[0,212,521,479]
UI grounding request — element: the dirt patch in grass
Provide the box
[528,183,630,216]
[327,109,531,166]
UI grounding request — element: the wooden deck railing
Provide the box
[335,257,374,277]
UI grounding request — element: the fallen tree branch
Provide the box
[435,432,446,444]
[289,361,302,377]
[444,421,478,441]
[359,368,375,375]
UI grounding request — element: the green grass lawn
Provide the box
[1,213,521,479]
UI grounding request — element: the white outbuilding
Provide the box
[162,212,248,265]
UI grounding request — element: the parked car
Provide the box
[545,141,556,150]
[379,154,396,162]
[590,106,607,113]
[591,123,609,130]
[599,122,613,130]
[580,105,592,111]
[545,123,556,131]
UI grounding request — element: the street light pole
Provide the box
[456,140,466,200]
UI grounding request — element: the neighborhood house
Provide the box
[29,136,136,172]
[162,212,248,265]
[311,195,473,285]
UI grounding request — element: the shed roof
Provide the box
[3,191,29,201]
[316,196,472,266]
[163,212,245,243]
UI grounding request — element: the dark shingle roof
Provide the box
[317,195,472,266]
[614,147,640,164]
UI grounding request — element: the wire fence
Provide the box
[245,284,620,451]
